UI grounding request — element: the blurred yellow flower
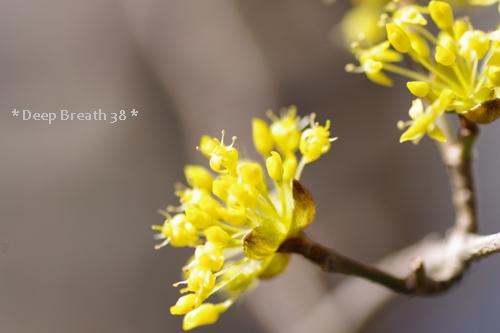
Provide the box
[398,90,455,143]
[347,0,499,143]
[341,0,499,45]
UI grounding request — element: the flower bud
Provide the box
[216,206,247,226]
[266,151,283,182]
[386,23,411,53]
[408,32,429,58]
[407,81,430,97]
[238,162,266,190]
[198,135,218,158]
[212,175,233,202]
[300,120,335,163]
[227,183,257,209]
[204,226,230,246]
[270,107,300,153]
[429,1,454,31]
[183,303,224,331]
[185,205,215,229]
[170,294,197,315]
[170,214,198,247]
[453,19,470,40]
[283,155,298,181]
[252,118,274,156]
[184,165,213,191]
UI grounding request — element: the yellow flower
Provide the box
[341,0,387,44]
[153,108,336,330]
[340,0,498,45]
[346,41,403,86]
[347,0,500,142]
[398,90,455,143]
[182,302,230,331]
[300,118,337,163]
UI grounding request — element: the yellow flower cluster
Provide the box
[347,0,499,143]
[152,107,336,330]
[342,0,499,45]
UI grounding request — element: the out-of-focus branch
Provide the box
[438,116,479,233]
[465,232,500,259]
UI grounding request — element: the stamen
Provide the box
[153,233,166,240]
[220,130,225,145]
[345,63,363,73]
[418,58,466,96]
[167,205,183,213]
[183,261,195,272]
[157,209,171,218]
[308,113,317,128]
[154,238,171,250]
[383,63,430,82]
[229,136,237,148]
[325,119,331,130]
[173,280,188,288]
[295,157,307,180]
[397,120,409,130]
[209,277,235,295]
[295,117,307,130]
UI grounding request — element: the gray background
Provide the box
[1,1,499,332]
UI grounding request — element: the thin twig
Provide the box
[280,230,500,296]
[279,115,485,295]
[438,116,479,233]
[281,236,442,333]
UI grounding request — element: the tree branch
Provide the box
[279,115,486,296]
[280,230,500,295]
[438,116,479,233]
[280,236,441,333]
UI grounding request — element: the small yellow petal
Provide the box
[429,1,454,31]
[386,23,411,53]
[183,303,224,330]
[299,120,334,163]
[366,70,393,87]
[427,124,447,142]
[184,165,213,191]
[170,294,197,315]
[266,151,283,182]
[204,226,230,246]
[252,118,273,156]
[407,81,430,97]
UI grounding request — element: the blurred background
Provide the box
[1,1,499,332]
